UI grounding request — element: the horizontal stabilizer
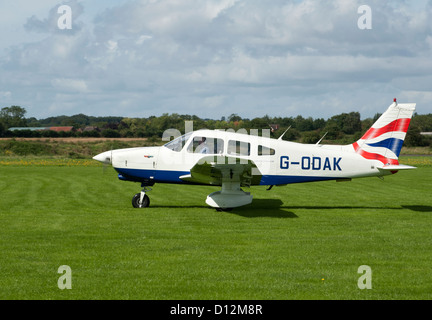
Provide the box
[377,164,417,171]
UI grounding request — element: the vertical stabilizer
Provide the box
[352,100,416,165]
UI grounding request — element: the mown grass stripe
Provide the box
[0,163,431,299]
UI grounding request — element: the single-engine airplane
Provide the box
[93,99,416,210]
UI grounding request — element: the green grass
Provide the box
[0,158,431,299]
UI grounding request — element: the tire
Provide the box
[132,193,150,208]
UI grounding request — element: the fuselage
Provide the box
[98,129,389,186]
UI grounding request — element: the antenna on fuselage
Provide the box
[315,131,328,145]
[278,126,291,141]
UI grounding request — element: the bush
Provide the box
[101,129,121,138]
[2,140,51,156]
[301,131,322,144]
[81,130,101,138]
[41,130,59,138]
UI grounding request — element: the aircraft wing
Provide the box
[179,155,261,187]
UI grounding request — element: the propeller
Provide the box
[93,150,113,173]
[102,149,112,173]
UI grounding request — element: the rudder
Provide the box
[352,99,416,165]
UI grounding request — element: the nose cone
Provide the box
[93,151,112,164]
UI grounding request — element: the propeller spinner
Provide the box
[93,150,112,165]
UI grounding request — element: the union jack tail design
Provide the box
[352,101,416,165]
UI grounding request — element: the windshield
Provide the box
[163,132,192,152]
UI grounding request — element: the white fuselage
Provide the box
[102,129,388,186]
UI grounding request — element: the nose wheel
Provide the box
[132,186,151,208]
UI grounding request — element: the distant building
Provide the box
[269,124,280,132]
[8,127,48,131]
[82,126,100,132]
[76,126,100,134]
[49,126,74,132]
[8,126,74,132]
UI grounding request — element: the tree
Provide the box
[228,113,242,122]
[405,125,428,147]
[412,114,432,132]
[302,130,322,144]
[295,115,314,131]
[0,106,27,128]
[324,121,342,140]
[0,121,5,137]
[327,112,361,135]
[249,117,268,129]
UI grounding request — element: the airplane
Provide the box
[93,99,416,210]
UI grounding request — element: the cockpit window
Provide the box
[258,145,275,156]
[187,136,224,154]
[163,132,192,152]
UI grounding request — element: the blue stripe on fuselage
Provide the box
[115,168,189,183]
[259,175,336,185]
[115,167,339,185]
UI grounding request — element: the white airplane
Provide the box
[93,100,416,210]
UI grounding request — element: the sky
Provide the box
[1,0,431,120]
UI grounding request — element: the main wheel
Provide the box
[132,193,150,208]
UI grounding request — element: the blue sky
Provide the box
[1,0,431,120]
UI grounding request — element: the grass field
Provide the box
[0,156,431,300]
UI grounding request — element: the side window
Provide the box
[228,140,250,156]
[187,137,224,154]
[258,145,275,156]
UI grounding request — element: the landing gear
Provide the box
[132,186,152,208]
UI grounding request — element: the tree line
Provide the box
[1,105,431,147]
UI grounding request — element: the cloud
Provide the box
[51,78,88,93]
[1,0,431,119]
[0,91,12,99]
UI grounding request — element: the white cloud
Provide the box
[203,95,226,109]
[51,78,88,93]
[0,0,431,119]
[0,91,12,99]
[400,90,432,107]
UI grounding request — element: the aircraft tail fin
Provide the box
[352,99,416,166]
